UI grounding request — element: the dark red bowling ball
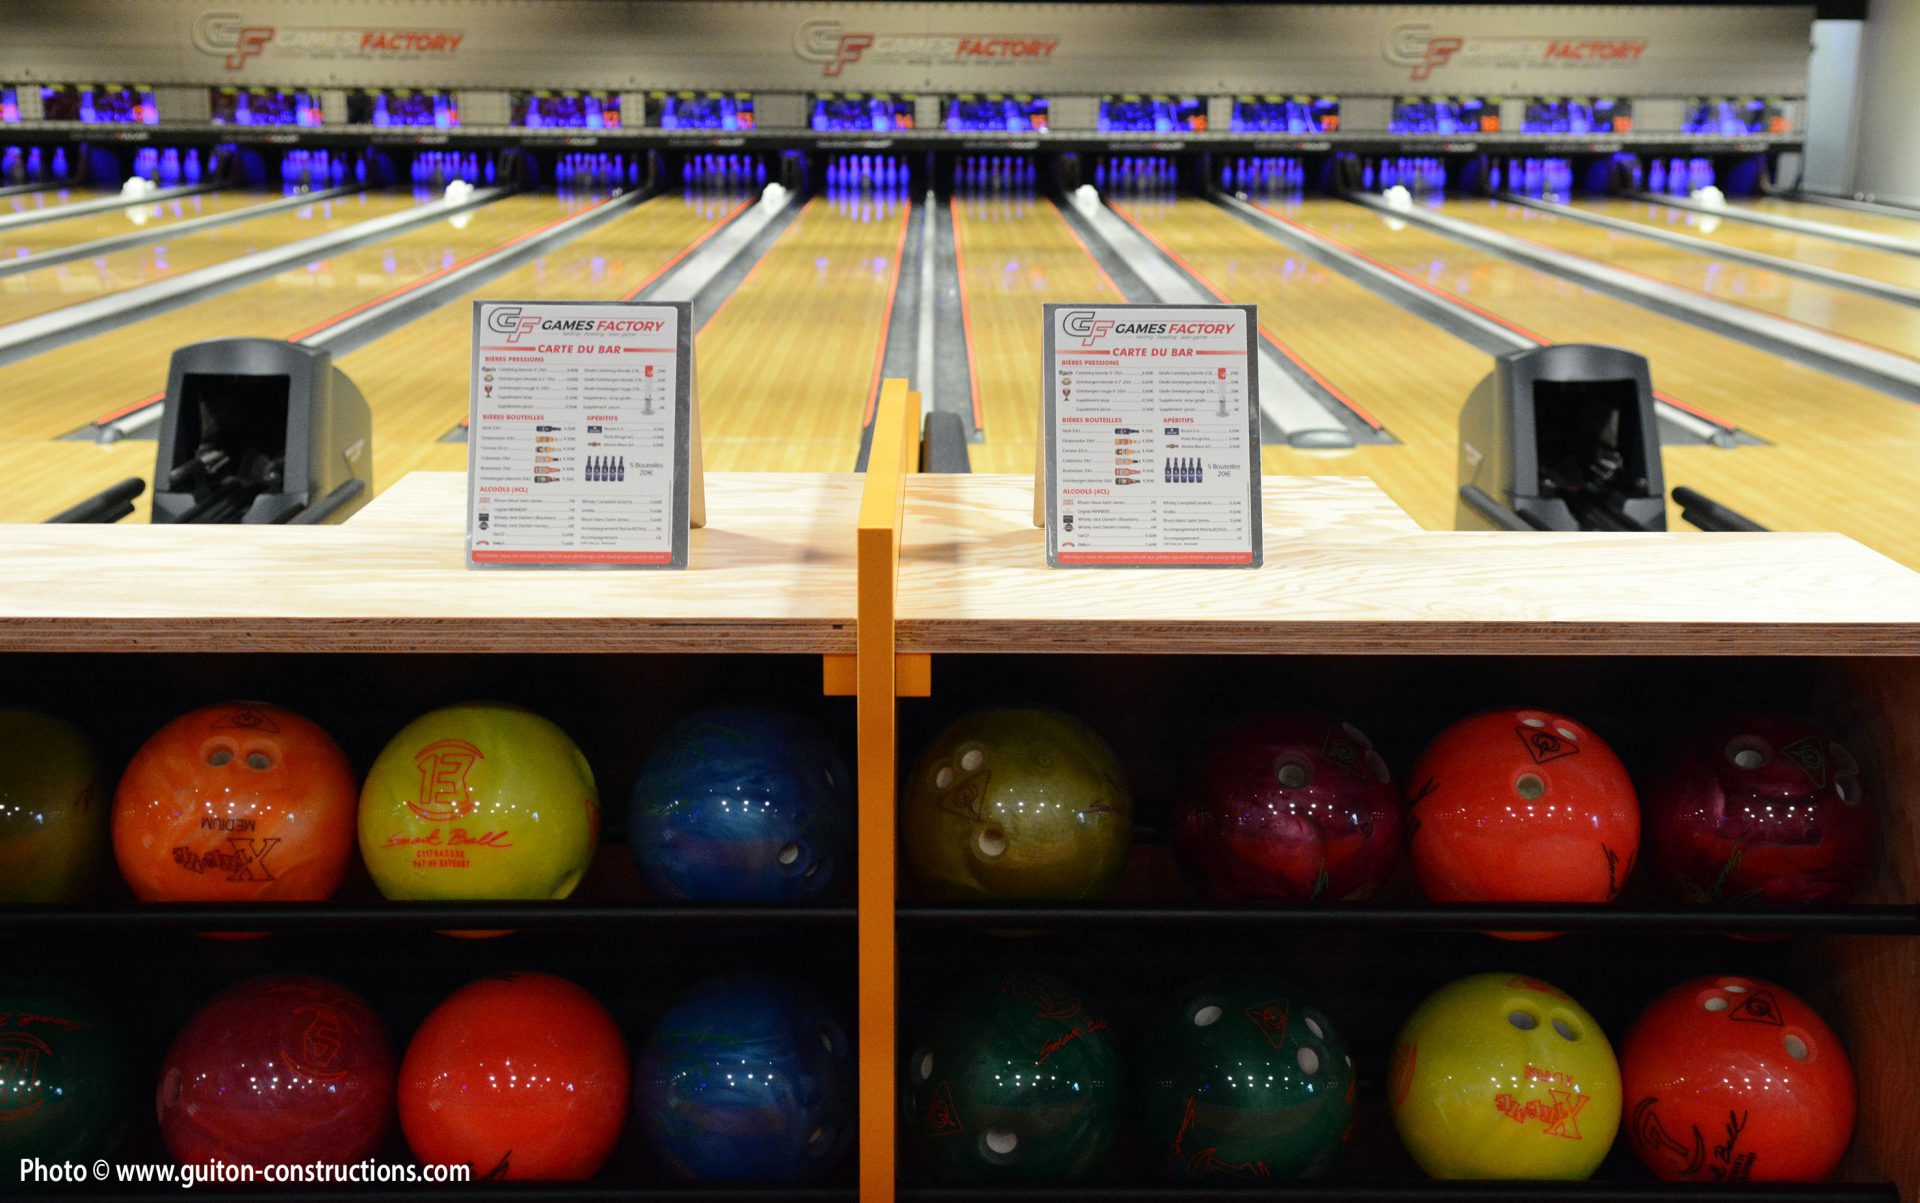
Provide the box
[1173,715,1400,902]
[157,975,394,1168]
[1646,718,1876,906]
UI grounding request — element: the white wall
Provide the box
[1854,0,1920,200]
[1802,20,1862,194]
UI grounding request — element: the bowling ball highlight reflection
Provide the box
[903,709,1132,900]
[635,973,853,1181]
[627,708,852,901]
[157,975,393,1169]
[0,710,106,903]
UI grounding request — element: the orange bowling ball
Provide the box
[112,702,357,902]
[1408,709,1639,919]
[399,972,629,1181]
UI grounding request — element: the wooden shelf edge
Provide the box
[0,618,856,655]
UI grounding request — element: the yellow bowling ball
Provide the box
[1389,972,1620,1179]
[0,710,105,903]
[359,703,599,900]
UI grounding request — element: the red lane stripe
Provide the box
[1255,199,1741,432]
[862,200,916,426]
[618,194,754,302]
[949,202,984,431]
[94,191,625,427]
[1112,199,1385,432]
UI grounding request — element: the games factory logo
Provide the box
[1384,21,1647,81]
[795,19,1058,77]
[1061,310,1115,347]
[193,11,464,71]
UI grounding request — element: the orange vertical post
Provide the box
[857,380,917,1201]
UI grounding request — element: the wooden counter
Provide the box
[896,474,1920,655]
[0,471,859,653]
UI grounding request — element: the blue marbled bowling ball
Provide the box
[627,709,852,901]
[635,973,854,1181]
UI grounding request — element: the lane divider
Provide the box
[1111,199,1386,432]
[1252,198,1736,431]
[862,202,917,427]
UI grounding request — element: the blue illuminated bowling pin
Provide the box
[1648,160,1665,193]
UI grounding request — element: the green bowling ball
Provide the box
[0,985,125,1171]
[1141,978,1356,1182]
[905,972,1122,1184]
[0,711,106,904]
[902,709,1132,900]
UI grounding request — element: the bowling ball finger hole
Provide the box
[1303,1015,1325,1039]
[1515,773,1546,801]
[161,1067,182,1108]
[913,1049,934,1083]
[245,752,273,771]
[778,842,802,866]
[1783,1033,1810,1061]
[1703,996,1731,1012]
[935,766,954,789]
[959,746,986,773]
[1192,1005,1223,1027]
[976,828,1008,859]
[1837,775,1863,806]
[808,1125,831,1152]
[980,1128,1020,1163]
[1296,1047,1321,1075]
[1727,736,1773,770]
[1275,760,1312,789]
[1551,1017,1580,1041]
[1365,750,1390,783]
[1507,1009,1539,1031]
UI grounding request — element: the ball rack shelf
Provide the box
[1,384,1916,1201]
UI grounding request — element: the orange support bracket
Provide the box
[854,379,920,1200]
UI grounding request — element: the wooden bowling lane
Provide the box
[0,192,581,447]
[1573,197,1920,291]
[694,194,912,472]
[950,195,1124,475]
[1444,197,1920,360]
[1737,195,1920,240]
[0,184,118,219]
[1287,197,1920,567]
[0,437,158,523]
[0,187,268,258]
[1119,196,1501,528]
[0,190,411,328]
[344,191,752,493]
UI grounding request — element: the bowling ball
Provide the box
[627,708,852,902]
[112,702,357,902]
[902,709,1132,900]
[0,710,106,903]
[1173,715,1400,902]
[1623,975,1855,1182]
[906,972,1122,1184]
[399,972,627,1180]
[1390,972,1621,1179]
[1408,709,1639,917]
[157,975,393,1168]
[0,984,124,1169]
[1645,718,1876,906]
[1140,977,1356,1182]
[635,973,853,1181]
[359,703,599,901]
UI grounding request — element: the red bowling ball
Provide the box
[157,975,394,1168]
[1408,709,1639,912]
[1623,975,1855,1182]
[1174,715,1400,901]
[1646,718,1876,906]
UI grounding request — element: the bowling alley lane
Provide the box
[1734,194,1920,239]
[950,195,1123,474]
[1117,195,1499,528]
[1440,197,1920,359]
[0,190,413,328]
[0,186,272,258]
[0,183,118,219]
[0,436,158,523]
[339,190,754,491]
[0,191,594,451]
[1570,196,1920,291]
[1285,196,1920,567]
[695,193,913,471]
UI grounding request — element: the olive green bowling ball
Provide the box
[0,711,106,904]
[905,972,1122,1184]
[0,985,124,1173]
[1140,977,1356,1182]
[902,710,1132,899]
